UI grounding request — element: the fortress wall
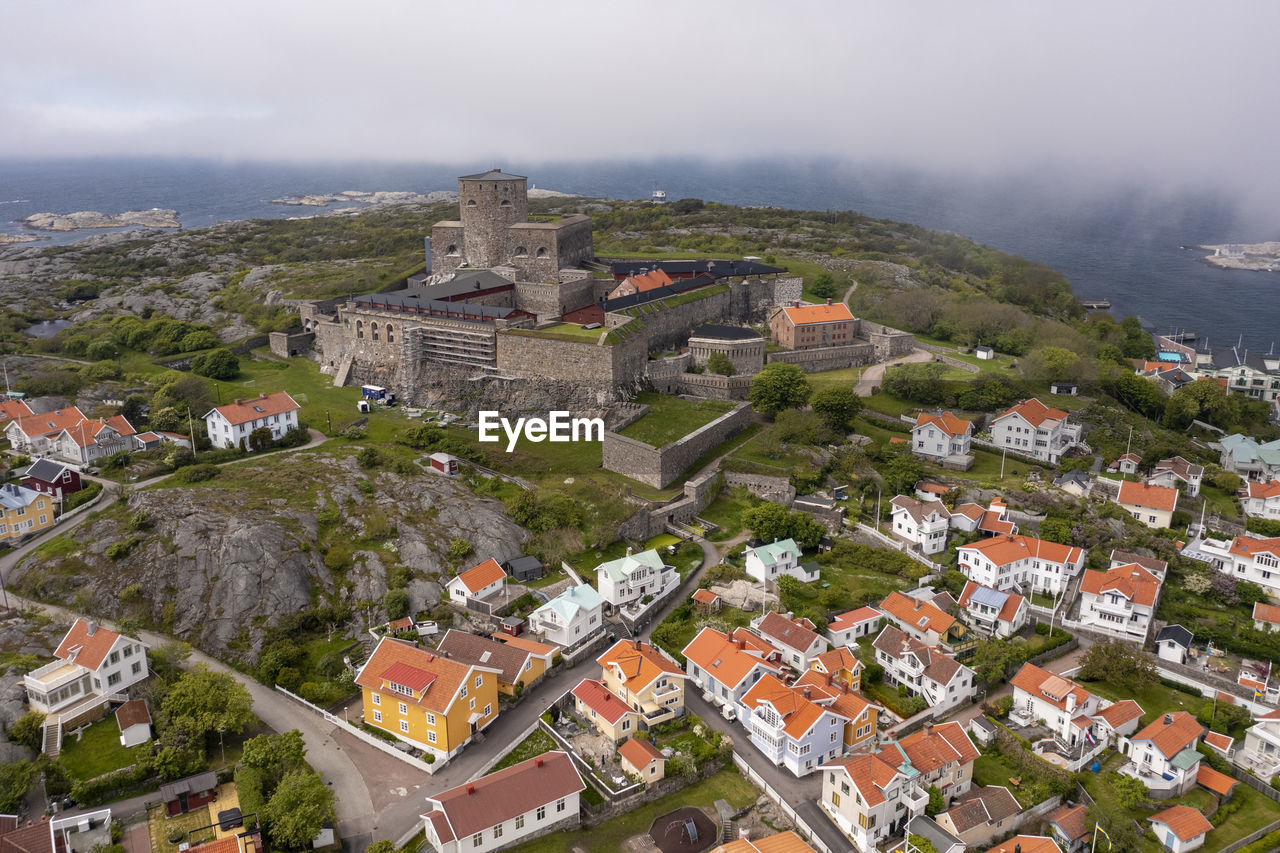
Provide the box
[645,354,691,394]
[602,402,752,488]
[496,331,647,389]
[766,342,876,372]
[677,373,754,401]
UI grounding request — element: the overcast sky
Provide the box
[4,1,1278,203]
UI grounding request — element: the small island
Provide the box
[270,189,453,206]
[20,209,180,231]
[1198,240,1280,272]
[0,233,43,245]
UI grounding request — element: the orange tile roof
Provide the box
[1080,564,1162,607]
[915,411,972,438]
[821,752,904,807]
[781,302,855,326]
[54,618,123,671]
[829,606,882,631]
[1246,480,1280,500]
[1131,711,1204,759]
[1149,805,1213,842]
[812,646,862,676]
[997,398,1069,428]
[1254,602,1280,625]
[627,269,675,293]
[978,510,1016,535]
[880,591,955,636]
[959,534,1082,567]
[188,838,242,853]
[952,502,986,521]
[916,480,951,495]
[984,836,1064,853]
[1117,480,1179,513]
[712,831,817,853]
[1196,764,1238,796]
[10,406,89,439]
[692,588,721,605]
[1009,663,1092,713]
[571,678,634,724]
[898,721,979,773]
[0,399,33,422]
[490,634,557,657]
[741,673,834,739]
[356,637,472,713]
[1233,536,1280,560]
[453,558,505,594]
[1203,731,1234,753]
[1046,803,1089,842]
[209,391,300,426]
[597,639,684,692]
[1093,700,1143,729]
[619,736,664,770]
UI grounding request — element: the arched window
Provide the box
[514,246,527,257]
[466,199,477,206]
[371,322,379,342]
[386,324,394,343]
[356,320,363,339]
[446,244,459,256]
[536,247,547,258]
[500,200,511,207]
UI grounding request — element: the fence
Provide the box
[537,717,643,803]
[731,754,834,853]
[273,685,439,774]
[851,521,941,572]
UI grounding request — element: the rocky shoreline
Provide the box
[1197,240,1280,272]
[19,208,180,231]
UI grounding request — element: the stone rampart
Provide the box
[603,403,752,488]
[723,471,796,505]
[496,331,648,392]
[767,342,876,372]
[862,322,915,359]
[731,276,803,322]
[677,372,754,401]
[268,329,315,358]
[645,354,691,394]
[605,286,734,352]
[515,275,596,321]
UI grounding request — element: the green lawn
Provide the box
[860,392,921,418]
[501,767,759,853]
[1085,678,1210,727]
[493,728,557,772]
[59,716,149,779]
[618,393,735,448]
[973,753,1042,808]
[565,540,633,576]
[529,323,610,342]
[862,679,924,719]
[698,486,764,542]
[1201,483,1242,521]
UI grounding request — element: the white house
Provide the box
[989,398,1082,465]
[911,411,974,468]
[23,619,149,716]
[744,539,818,584]
[1116,453,1142,474]
[1148,805,1213,853]
[1115,480,1179,529]
[888,722,980,806]
[527,584,604,648]
[115,699,152,748]
[1239,709,1280,779]
[751,611,829,671]
[446,558,506,605]
[1222,535,1280,598]
[1155,624,1193,664]
[4,406,138,466]
[1009,664,1102,746]
[682,626,783,708]
[1120,711,1205,797]
[421,750,585,853]
[1218,434,1280,482]
[1078,563,1162,640]
[203,391,301,450]
[1242,480,1280,520]
[827,606,884,646]
[1148,456,1204,497]
[595,548,677,608]
[956,535,1085,597]
[889,495,951,555]
[956,581,1028,638]
[739,673,848,776]
[819,751,929,850]
[878,590,973,654]
[871,626,973,713]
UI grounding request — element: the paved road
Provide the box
[854,348,934,397]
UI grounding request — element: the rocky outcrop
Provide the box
[10,451,529,666]
[21,209,180,231]
[271,190,458,207]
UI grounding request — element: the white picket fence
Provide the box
[273,685,439,774]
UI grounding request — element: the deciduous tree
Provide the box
[748,363,811,416]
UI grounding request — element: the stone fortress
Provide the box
[292,169,911,412]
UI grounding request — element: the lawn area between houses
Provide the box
[58,716,148,780]
[1084,678,1210,728]
[493,727,558,772]
[699,486,763,542]
[618,393,735,449]
[500,766,759,853]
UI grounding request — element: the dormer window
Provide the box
[388,681,414,697]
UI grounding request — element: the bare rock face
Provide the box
[21,210,181,231]
[10,451,529,666]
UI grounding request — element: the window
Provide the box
[556,798,566,813]
[426,712,436,725]
[39,514,47,524]
[472,833,482,848]
[461,685,467,699]
[107,672,121,686]
[110,651,120,664]
[372,694,381,705]
[475,675,482,688]
[493,825,503,840]
[399,702,408,715]
[515,815,524,830]
[386,325,394,343]
[484,704,491,716]
[373,710,383,722]
[831,792,840,807]
[470,698,476,710]
[622,719,630,731]
[400,720,409,733]
[428,731,437,744]
[131,661,141,675]
[536,806,546,821]
[123,645,133,658]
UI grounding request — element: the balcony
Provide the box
[25,659,87,692]
[902,784,928,814]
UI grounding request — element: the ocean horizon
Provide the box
[1,156,1277,353]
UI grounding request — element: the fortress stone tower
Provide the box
[431,168,594,281]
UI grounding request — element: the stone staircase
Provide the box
[42,716,61,757]
[333,355,354,388]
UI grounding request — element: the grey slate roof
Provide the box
[459,169,526,181]
[159,771,218,802]
[23,458,71,483]
[689,324,762,341]
[0,483,40,510]
[1156,624,1193,649]
[422,271,513,300]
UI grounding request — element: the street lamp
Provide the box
[219,726,226,765]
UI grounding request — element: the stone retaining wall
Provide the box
[767,342,876,372]
[723,471,795,505]
[603,403,752,488]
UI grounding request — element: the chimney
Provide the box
[466,784,475,795]
[234,398,242,405]
[1164,714,1172,725]
[625,546,632,556]
[826,298,832,305]
[803,687,811,699]
[86,620,97,637]
[794,300,801,308]
[535,756,544,767]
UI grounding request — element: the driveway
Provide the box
[854,348,933,397]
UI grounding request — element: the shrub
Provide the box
[177,463,219,483]
[8,711,45,751]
